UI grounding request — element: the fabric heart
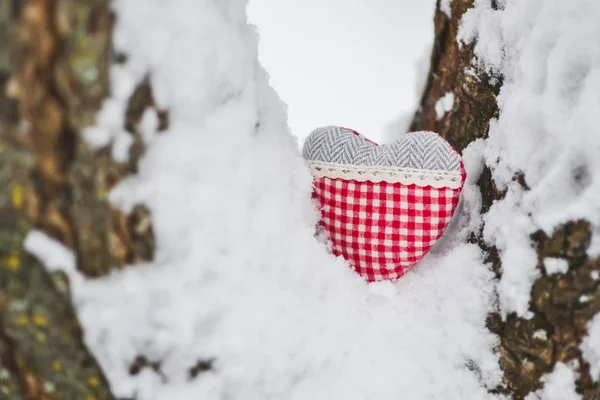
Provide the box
[302,126,466,282]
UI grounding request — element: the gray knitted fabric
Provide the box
[302,126,461,171]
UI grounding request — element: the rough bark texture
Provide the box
[0,4,114,399]
[0,0,162,398]
[413,1,600,399]
[11,0,156,278]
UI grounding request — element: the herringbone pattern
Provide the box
[303,126,376,165]
[302,126,461,172]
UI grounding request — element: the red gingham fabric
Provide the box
[314,175,464,282]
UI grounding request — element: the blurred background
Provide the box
[248,0,436,144]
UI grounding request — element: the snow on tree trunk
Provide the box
[0,1,113,398]
[412,0,600,398]
[2,0,599,399]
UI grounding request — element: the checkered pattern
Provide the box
[304,126,466,282]
[314,176,463,282]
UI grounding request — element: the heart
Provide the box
[302,126,466,282]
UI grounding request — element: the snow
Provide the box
[543,257,569,275]
[23,230,87,304]
[581,313,600,381]
[525,363,581,400]
[22,0,503,398]
[533,329,547,341]
[111,131,134,163]
[440,0,452,18]
[435,92,455,120]
[482,187,539,317]
[84,64,143,160]
[24,0,600,398]
[580,295,591,303]
[460,0,600,317]
[139,108,159,144]
[24,230,76,274]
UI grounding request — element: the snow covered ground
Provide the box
[24,0,600,399]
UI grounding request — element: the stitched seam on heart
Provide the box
[307,161,463,188]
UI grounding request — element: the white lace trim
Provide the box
[307,161,463,188]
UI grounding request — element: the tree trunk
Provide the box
[413,1,600,399]
[0,0,160,398]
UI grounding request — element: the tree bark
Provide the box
[0,1,115,398]
[0,0,161,398]
[414,1,600,399]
